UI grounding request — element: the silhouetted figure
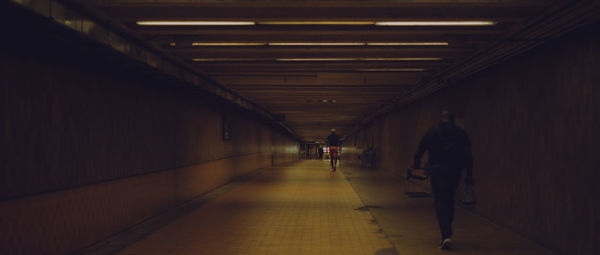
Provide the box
[318,147,324,159]
[327,129,340,171]
[361,147,375,168]
[413,111,474,250]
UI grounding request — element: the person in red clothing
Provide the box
[327,129,340,171]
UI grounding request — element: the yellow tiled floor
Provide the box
[117,161,394,255]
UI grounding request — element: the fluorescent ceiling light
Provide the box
[259,21,374,25]
[276,58,441,61]
[361,58,442,61]
[269,42,365,46]
[138,20,493,26]
[356,69,426,71]
[375,21,496,26]
[137,21,256,26]
[192,58,260,62]
[192,42,266,46]
[194,58,442,62]
[190,42,448,47]
[276,58,359,61]
[367,42,448,46]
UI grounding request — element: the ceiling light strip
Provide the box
[356,69,426,72]
[367,42,449,46]
[361,58,442,61]
[258,21,375,25]
[269,42,365,46]
[136,21,256,26]
[375,21,496,26]
[189,42,449,46]
[137,20,495,27]
[192,58,261,61]
[276,58,359,61]
[192,42,266,46]
[193,58,442,62]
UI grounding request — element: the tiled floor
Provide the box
[117,161,394,255]
[341,163,558,255]
[113,160,558,255]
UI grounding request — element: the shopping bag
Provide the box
[461,184,476,206]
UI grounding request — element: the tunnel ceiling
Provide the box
[80,0,557,141]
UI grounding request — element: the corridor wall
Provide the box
[343,22,600,255]
[0,11,299,255]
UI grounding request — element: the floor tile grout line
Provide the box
[338,163,400,255]
[386,168,560,254]
[72,162,300,255]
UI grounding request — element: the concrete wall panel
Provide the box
[0,18,299,254]
[0,152,293,255]
[0,170,176,255]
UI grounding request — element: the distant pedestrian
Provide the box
[327,129,340,171]
[413,110,474,250]
[318,147,324,159]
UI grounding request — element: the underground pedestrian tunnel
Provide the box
[1,1,599,254]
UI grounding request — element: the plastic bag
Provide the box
[461,184,477,206]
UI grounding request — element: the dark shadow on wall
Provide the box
[375,248,400,255]
[0,3,299,255]
[343,20,600,255]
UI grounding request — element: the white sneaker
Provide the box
[439,238,452,250]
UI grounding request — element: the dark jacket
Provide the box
[327,133,340,147]
[415,122,473,174]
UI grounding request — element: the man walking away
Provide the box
[318,146,324,159]
[413,111,474,250]
[327,129,340,171]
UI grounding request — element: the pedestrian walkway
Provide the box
[117,161,395,255]
[102,160,557,255]
[341,163,558,255]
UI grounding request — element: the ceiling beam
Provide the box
[95,1,548,21]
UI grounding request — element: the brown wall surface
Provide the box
[343,22,600,255]
[0,13,299,255]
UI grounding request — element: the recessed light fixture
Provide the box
[356,69,426,71]
[138,20,494,26]
[276,58,359,61]
[192,42,266,46]
[192,58,260,62]
[361,58,442,61]
[367,42,448,46]
[193,58,442,62]
[268,42,365,46]
[136,21,256,26]
[375,21,496,26]
[169,42,177,46]
[259,21,375,25]
[189,42,448,47]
